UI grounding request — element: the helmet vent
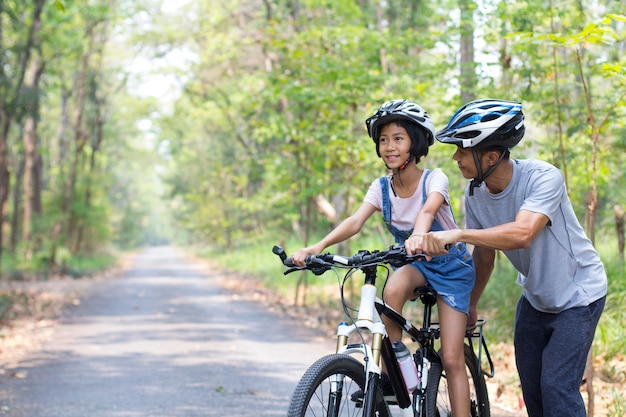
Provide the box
[482,113,500,122]
[457,130,481,139]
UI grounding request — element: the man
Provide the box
[422,99,607,417]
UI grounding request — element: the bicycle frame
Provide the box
[274,244,493,417]
[333,263,414,416]
[334,270,493,417]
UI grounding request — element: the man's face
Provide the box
[453,146,502,179]
[452,146,477,179]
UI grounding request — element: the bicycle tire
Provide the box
[425,344,490,417]
[287,354,391,417]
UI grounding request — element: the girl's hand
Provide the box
[291,247,317,266]
[405,233,432,261]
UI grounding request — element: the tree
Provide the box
[0,0,46,268]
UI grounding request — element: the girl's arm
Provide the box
[292,202,378,265]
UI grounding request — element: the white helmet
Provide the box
[366,99,435,146]
[436,99,525,149]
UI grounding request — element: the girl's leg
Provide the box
[437,298,470,417]
[381,265,426,343]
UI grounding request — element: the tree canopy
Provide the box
[0,0,624,272]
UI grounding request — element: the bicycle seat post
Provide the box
[417,288,437,329]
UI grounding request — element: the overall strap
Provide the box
[421,169,432,203]
[380,176,392,230]
[422,169,447,232]
[380,175,412,242]
[422,168,460,225]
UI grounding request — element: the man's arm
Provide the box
[468,245,495,325]
[458,210,549,250]
[422,209,550,255]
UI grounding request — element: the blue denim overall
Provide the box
[380,170,475,313]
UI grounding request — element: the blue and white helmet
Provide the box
[436,99,525,149]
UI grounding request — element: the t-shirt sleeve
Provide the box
[520,166,565,224]
[426,168,451,204]
[363,178,383,211]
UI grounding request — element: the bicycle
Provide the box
[272,244,494,417]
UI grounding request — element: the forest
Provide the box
[1,0,624,267]
[0,0,625,413]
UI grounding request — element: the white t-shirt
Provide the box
[363,168,459,231]
[465,159,607,313]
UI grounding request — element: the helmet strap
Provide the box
[386,155,414,197]
[469,149,508,196]
[398,155,414,171]
[384,154,414,174]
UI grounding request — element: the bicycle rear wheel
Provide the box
[425,344,490,417]
[287,354,389,417]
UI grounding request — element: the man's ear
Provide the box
[485,150,502,167]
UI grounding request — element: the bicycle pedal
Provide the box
[385,396,398,405]
[350,393,397,407]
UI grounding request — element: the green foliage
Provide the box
[2,2,626,365]
[195,231,625,359]
[0,293,13,320]
[63,252,117,277]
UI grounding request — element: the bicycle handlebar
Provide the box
[272,244,426,276]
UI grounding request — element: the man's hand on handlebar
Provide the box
[421,230,461,256]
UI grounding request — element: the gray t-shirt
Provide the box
[465,159,607,313]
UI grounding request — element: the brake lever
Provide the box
[284,266,305,275]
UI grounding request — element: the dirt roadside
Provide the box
[0,253,623,416]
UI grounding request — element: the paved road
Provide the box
[0,246,518,417]
[0,247,334,417]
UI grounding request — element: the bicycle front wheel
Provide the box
[287,354,387,417]
[425,344,490,417]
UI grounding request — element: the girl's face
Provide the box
[378,122,412,168]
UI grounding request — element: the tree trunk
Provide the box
[10,156,24,254]
[63,48,91,251]
[0,121,11,263]
[615,205,624,262]
[0,0,45,269]
[22,51,45,249]
[459,0,476,104]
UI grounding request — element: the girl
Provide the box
[292,99,476,416]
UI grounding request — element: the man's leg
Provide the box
[514,296,548,417]
[541,297,605,417]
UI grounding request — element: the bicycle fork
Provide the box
[335,283,414,417]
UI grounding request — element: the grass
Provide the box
[62,252,118,277]
[1,249,118,279]
[192,231,625,358]
[0,250,118,321]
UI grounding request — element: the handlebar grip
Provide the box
[272,245,297,267]
[272,245,286,261]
